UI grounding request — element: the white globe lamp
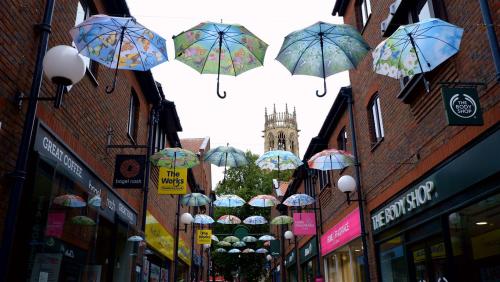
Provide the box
[284,230,294,240]
[43,45,86,86]
[180,213,194,225]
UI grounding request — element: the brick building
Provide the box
[0,1,208,282]
[278,0,499,281]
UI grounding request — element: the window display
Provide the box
[324,238,364,282]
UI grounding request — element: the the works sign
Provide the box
[371,181,436,232]
[441,86,483,126]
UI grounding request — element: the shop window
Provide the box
[356,0,372,31]
[74,1,98,80]
[127,89,140,142]
[337,127,348,151]
[379,236,409,282]
[367,95,384,147]
[448,193,500,281]
[325,238,365,282]
[154,122,166,153]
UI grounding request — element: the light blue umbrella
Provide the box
[228,248,241,253]
[372,18,463,92]
[255,248,269,253]
[204,144,248,182]
[213,194,246,207]
[255,150,302,182]
[215,248,227,253]
[233,241,246,248]
[193,214,214,224]
[181,193,211,206]
[242,236,257,243]
[258,235,275,241]
[283,193,315,207]
[243,215,268,225]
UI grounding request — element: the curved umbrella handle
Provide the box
[316,77,327,97]
[105,76,117,94]
[217,79,227,99]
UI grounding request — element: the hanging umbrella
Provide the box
[193,214,215,224]
[217,241,231,247]
[242,248,255,253]
[223,236,240,243]
[128,235,144,242]
[243,215,268,225]
[233,241,246,248]
[372,18,463,92]
[70,15,168,93]
[242,236,257,243]
[213,194,245,207]
[217,215,241,224]
[173,22,268,99]
[181,193,211,206]
[283,194,315,207]
[276,22,369,97]
[228,248,241,253]
[259,235,275,241]
[248,195,280,207]
[255,150,302,182]
[307,149,355,171]
[270,215,294,225]
[215,248,227,253]
[70,215,96,226]
[204,144,248,181]
[88,195,101,207]
[150,147,199,169]
[255,248,269,254]
[263,241,271,247]
[53,194,86,207]
[211,235,220,242]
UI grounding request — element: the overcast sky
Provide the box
[126,0,350,188]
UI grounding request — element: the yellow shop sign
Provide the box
[196,229,212,245]
[158,167,187,194]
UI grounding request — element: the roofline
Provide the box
[332,0,351,16]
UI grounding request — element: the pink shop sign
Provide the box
[320,208,361,256]
[293,212,316,235]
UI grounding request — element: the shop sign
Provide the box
[320,208,361,256]
[299,237,317,263]
[178,239,191,265]
[45,211,65,238]
[293,212,316,235]
[372,181,436,232]
[145,212,174,260]
[196,229,212,245]
[442,86,483,126]
[157,167,187,194]
[34,124,137,225]
[113,154,146,189]
[270,240,281,257]
[285,250,296,267]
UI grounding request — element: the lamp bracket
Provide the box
[16,91,59,110]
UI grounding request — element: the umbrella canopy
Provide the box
[242,248,255,253]
[173,22,268,99]
[277,22,369,97]
[194,214,215,224]
[217,215,241,224]
[228,248,241,253]
[128,235,144,242]
[259,235,275,241]
[213,194,245,207]
[53,194,86,207]
[242,236,258,243]
[181,193,211,206]
[215,248,227,253]
[223,236,240,243]
[70,15,168,93]
[70,216,96,226]
[217,241,231,247]
[372,18,463,92]
[243,216,268,225]
[248,195,280,207]
[233,241,246,248]
[270,215,294,225]
[307,149,355,171]
[255,150,302,171]
[211,235,219,242]
[204,144,248,168]
[150,147,199,169]
[283,194,315,207]
[255,248,269,254]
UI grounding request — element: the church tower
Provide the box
[263,104,300,156]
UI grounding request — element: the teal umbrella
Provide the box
[204,144,247,181]
[181,193,211,206]
[223,236,240,243]
[277,22,369,97]
[193,214,215,224]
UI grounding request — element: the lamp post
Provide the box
[173,211,193,281]
[0,1,86,280]
[284,230,299,282]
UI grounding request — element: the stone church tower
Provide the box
[263,104,300,156]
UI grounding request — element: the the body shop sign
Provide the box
[442,86,483,125]
[293,212,316,235]
[320,208,361,256]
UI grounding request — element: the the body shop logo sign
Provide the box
[442,87,483,125]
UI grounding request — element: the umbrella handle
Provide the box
[105,27,126,94]
[216,32,227,99]
[105,75,117,94]
[316,77,327,97]
[316,34,327,98]
[217,79,227,99]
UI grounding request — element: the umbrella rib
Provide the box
[175,35,218,56]
[323,36,357,69]
[75,30,121,58]
[415,35,460,50]
[221,39,238,76]
[327,33,370,49]
[199,37,220,74]
[277,34,320,56]
[290,39,319,74]
[124,29,147,70]
[397,41,412,75]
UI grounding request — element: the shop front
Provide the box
[284,250,298,282]
[321,208,364,282]
[300,237,318,282]
[16,122,138,282]
[144,212,173,282]
[372,127,500,282]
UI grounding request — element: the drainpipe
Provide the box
[478,0,500,82]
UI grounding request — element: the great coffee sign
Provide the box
[371,181,436,232]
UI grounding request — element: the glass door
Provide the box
[408,237,449,282]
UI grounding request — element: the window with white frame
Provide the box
[358,0,372,29]
[74,1,95,72]
[337,127,348,151]
[368,95,385,145]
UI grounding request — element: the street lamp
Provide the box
[284,230,294,242]
[337,175,357,204]
[181,212,194,227]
